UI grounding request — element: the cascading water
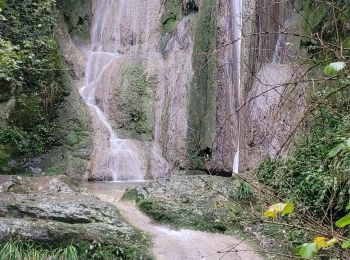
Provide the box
[79,0,159,181]
[231,0,243,174]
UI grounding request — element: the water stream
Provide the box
[83,182,262,260]
[231,0,243,174]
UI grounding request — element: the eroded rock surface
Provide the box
[0,175,146,248]
[130,175,277,252]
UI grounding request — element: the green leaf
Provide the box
[336,213,350,228]
[281,202,294,216]
[296,243,318,258]
[328,143,344,158]
[324,62,346,76]
[341,240,350,249]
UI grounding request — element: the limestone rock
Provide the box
[0,175,139,245]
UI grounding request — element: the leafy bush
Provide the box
[228,179,255,202]
[258,107,350,218]
[0,124,57,156]
[0,0,68,161]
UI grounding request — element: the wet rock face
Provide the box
[56,0,305,179]
[0,175,139,244]
[244,1,305,167]
[182,0,199,14]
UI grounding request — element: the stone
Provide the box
[0,175,141,246]
[0,181,15,192]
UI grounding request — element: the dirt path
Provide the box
[84,182,262,260]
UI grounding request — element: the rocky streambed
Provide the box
[0,175,151,258]
[0,175,263,259]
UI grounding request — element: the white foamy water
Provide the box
[231,0,243,174]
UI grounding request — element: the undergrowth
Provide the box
[136,177,255,234]
[0,239,152,260]
[258,106,350,219]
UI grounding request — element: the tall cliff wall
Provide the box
[58,0,306,178]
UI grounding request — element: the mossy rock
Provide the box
[112,62,155,140]
[187,0,217,168]
[122,188,139,202]
[161,0,183,34]
[58,0,92,41]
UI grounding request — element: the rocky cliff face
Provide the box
[243,0,306,169]
[60,0,305,178]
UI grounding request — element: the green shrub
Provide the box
[0,124,58,156]
[0,240,152,260]
[229,179,255,202]
[0,0,68,160]
[121,188,139,202]
[258,108,350,217]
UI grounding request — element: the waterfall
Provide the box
[231,0,243,174]
[79,0,155,181]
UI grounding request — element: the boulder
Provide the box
[0,175,145,247]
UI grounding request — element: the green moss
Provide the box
[300,0,327,35]
[59,0,92,41]
[161,0,183,34]
[66,132,80,146]
[47,164,65,175]
[187,0,217,168]
[122,188,139,202]
[138,197,228,232]
[0,0,6,9]
[114,62,155,140]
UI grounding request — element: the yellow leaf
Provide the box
[314,237,327,249]
[263,209,277,219]
[313,237,338,249]
[281,202,294,216]
[269,203,286,212]
[325,238,338,248]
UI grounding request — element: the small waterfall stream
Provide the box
[231,0,243,174]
